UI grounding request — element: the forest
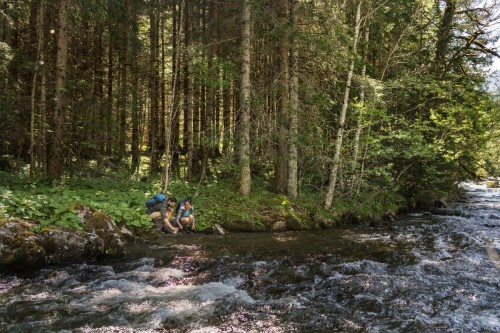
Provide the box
[1,0,500,231]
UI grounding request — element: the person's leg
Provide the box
[180,217,192,233]
[150,212,163,231]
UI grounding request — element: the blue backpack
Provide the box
[146,193,166,214]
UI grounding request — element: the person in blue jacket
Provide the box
[174,197,195,233]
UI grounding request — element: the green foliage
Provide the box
[0,175,154,231]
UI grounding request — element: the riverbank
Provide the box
[0,172,455,273]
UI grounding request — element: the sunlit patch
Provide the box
[454,288,479,303]
[150,267,185,282]
[79,326,152,333]
[174,244,201,251]
[125,300,154,313]
[189,325,223,333]
[0,278,22,293]
[92,287,123,302]
[28,291,51,301]
[272,234,298,242]
[342,319,362,330]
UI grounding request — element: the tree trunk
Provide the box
[47,0,69,179]
[325,0,362,209]
[131,0,140,173]
[200,0,211,182]
[93,18,104,169]
[160,4,166,154]
[30,1,44,177]
[106,28,114,156]
[350,23,369,194]
[118,20,128,161]
[239,0,252,196]
[171,0,182,178]
[223,71,232,158]
[40,49,47,175]
[149,0,160,173]
[184,0,194,181]
[287,0,299,198]
[273,0,289,194]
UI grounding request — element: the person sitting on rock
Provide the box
[150,196,178,234]
[174,197,195,233]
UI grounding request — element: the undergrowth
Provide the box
[0,171,402,233]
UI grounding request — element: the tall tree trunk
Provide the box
[106,31,114,156]
[160,3,166,154]
[184,0,194,181]
[30,1,44,177]
[223,71,232,158]
[164,0,185,192]
[287,0,299,198]
[325,0,362,209]
[93,18,104,169]
[149,0,160,173]
[200,0,212,181]
[350,23,369,194]
[273,0,289,194]
[239,0,252,195]
[171,0,182,178]
[40,49,47,175]
[131,0,140,173]
[47,0,69,179]
[118,20,128,161]
[192,1,201,178]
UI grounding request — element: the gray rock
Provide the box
[212,224,227,235]
[271,221,287,232]
[0,219,46,271]
[0,206,132,272]
[37,229,105,264]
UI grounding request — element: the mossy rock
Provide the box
[284,207,315,231]
[79,207,127,256]
[0,219,46,272]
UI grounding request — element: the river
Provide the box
[0,182,499,332]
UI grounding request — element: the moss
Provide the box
[85,211,111,230]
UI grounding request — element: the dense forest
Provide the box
[1,0,500,211]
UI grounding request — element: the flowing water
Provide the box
[1,182,499,333]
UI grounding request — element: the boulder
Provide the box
[0,219,46,271]
[79,208,129,256]
[37,229,105,264]
[211,224,227,235]
[271,221,287,232]
[0,207,134,272]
